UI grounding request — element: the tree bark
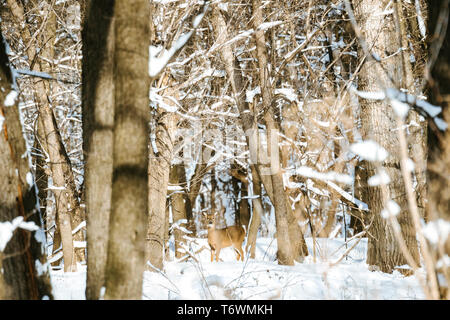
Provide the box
[104,0,150,300]
[175,149,196,235]
[82,0,115,300]
[147,81,178,271]
[0,31,53,300]
[427,0,450,299]
[169,165,188,259]
[251,0,295,265]
[352,0,420,273]
[5,0,85,272]
[246,165,264,259]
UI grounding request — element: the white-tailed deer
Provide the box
[203,208,245,262]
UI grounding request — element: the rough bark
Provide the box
[175,149,195,234]
[169,165,188,259]
[352,0,420,273]
[82,0,115,300]
[187,144,213,210]
[5,0,85,272]
[0,32,53,299]
[147,80,178,271]
[104,0,150,300]
[280,102,309,254]
[239,184,251,228]
[395,0,428,220]
[246,165,264,259]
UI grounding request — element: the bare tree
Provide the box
[3,0,85,272]
[0,30,52,300]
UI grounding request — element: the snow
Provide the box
[4,90,18,106]
[49,237,425,300]
[153,0,179,4]
[415,0,427,39]
[368,169,391,186]
[0,216,39,251]
[351,87,444,127]
[434,117,448,131]
[385,88,442,118]
[257,21,283,32]
[350,140,388,162]
[389,98,410,119]
[148,4,207,78]
[352,88,386,100]
[71,221,86,234]
[35,260,48,277]
[422,219,450,245]
[274,87,298,102]
[26,171,34,188]
[14,69,53,80]
[286,166,353,185]
[405,158,415,172]
[73,241,86,248]
[381,200,401,219]
[167,185,184,191]
[50,267,87,299]
[245,86,261,102]
[326,181,369,211]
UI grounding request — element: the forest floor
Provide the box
[50,237,425,300]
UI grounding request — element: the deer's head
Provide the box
[203,207,225,228]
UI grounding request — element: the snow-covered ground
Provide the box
[50,237,425,300]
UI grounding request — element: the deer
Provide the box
[203,207,246,262]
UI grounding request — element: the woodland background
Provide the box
[0,0,449,300]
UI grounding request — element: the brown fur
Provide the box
[203,209,246,262]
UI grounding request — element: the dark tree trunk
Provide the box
[104,0,150,300]
[427,0,450,299]
[82,0,115,300]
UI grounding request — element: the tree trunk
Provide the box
[104,0,150,300]
[0,31,53,299]
[246,165,264,259]
[352,0,420,273]
[427,0,450,299]
[211,4,295,263]
[169,165,188,259]
[187,144,212,211]
[396,0,428,221]
[82,0,115,300]
[175,150,196,235]
[238,172,251,230]
[251,0,295,265]
[6,0,85,272]
[147,83,178,271]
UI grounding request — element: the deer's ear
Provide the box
[201,212,207,217]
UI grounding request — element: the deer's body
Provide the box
[204,211,245,262]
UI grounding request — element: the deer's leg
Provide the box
[234,246,244,261]
[233,247,240,261]
[238,246,244,261]
[210,249,215,262]
[215,248,221,262]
